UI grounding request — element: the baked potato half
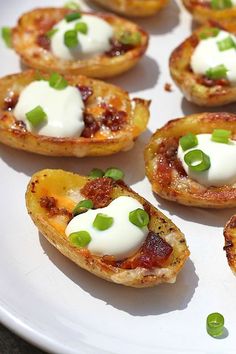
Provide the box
[169,25,236,107]
[26,169,190,287]
[224,214,236,275]
[0,70,150,157]
[90,0,169,17]
[182,0,236,31]
[12,8,149,78]
[144,112,236,208]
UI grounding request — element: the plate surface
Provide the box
[1,1,236,353]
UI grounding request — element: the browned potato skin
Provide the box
[224,215,236,275]
[91,0,169,17]
[182,0,236,31]
[12,8,149,78]
[169,26,236,107]
[26,169,190,287]
[145,112,236,208]
[0,70,150,157]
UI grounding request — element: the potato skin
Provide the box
[182,0,236,30]
[224,215,236,275]
[25,169,189,287]
[144,112,236,208]
[91,0,169,17]
[169,26,236,107]
[12,8,148,78]
[0,70,150,156]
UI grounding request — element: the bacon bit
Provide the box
[101,108,127,131]
[81,114,100,138]
[77,85,93,103]
[81,178,113,208]
[105,38,133,57]
[40,196,71,217]
[3,94,19,111]
[164,83,173,92]
[37,34,50,50]
[190,0,211,7]
[197,76,230,87]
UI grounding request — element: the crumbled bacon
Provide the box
[3,94,18,111]
[37,34,50,50]
[77,85,93,103]
[101,108,126,131]
[197,76,230,87]
[105,38,133,57]
[81,178,113,208]
[81,114,100,138]
[40,196,71,217]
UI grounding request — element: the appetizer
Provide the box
[169,26,236,106]
[182,0,236,30]
[144,112,236,208]
[224,215,236,275]
[11,8,149,78]
[0,70,150,156]
[26,169,190,287]
[90,0,169,17]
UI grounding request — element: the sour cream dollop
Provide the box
[51,14,114,61]
[14,81,84,138]
[191,30,236,84]
[65,196,148,260]
[178,133,236,187]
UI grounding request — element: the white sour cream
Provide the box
[178,133,236,187]
[191,30,236,83]
[65,196,148,260]
[14,81,84,138]
[51,15,113,61]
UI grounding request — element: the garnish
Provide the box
[49,72,68,90]
[93,213,114,231]
[129,209,149,228]
[211,0,232,9]
[89,168,105,179]
[46,28,58,39]
[104,167,124,180]
[1,27,12,48]
[206,313,224,337]
[217,36,236,51]
[64,29,78,48]
[205,64,228,80]
[64,1,81,10]
[184,149,211,172]
[65,12,82,22]
[211,129,231,144]
[69,231,91,247]
[73,199,93,216]
[118,31,141,46]
[199,27,220,40]
[26,105,47,127]
[75,22,88,34]
[179,133,198,151]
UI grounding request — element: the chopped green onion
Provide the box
[89,168,104,179]
[199,27,220,40]
[65,12,81,22]
[118,31,141,46]
[64,29,78,48]
[211,129,231,144]
[179,133,198,151]
[46,28,58,39]
[26,105,47,127]
[104,167,124,181]
[93,213,114,231]
[207,313,224,337]
[184,149,211,172]
[211,0,232,9]
[75,22,88,34]
[64,1,81,10]
[49,72,68,90]
[129,208,149,228]
[73,199,93,216]
[217,36,236,51]
[69,231,91,247]
[1,27,12,48]
[205,64,228,80]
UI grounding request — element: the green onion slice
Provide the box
[1,27,12,48]
[118,31,141,46]
[64,1,81,10]
[217,36,236,51]
[46,28,58,39]
[49,72,68,90]
[89,168,104,179]
[69,231,91,247]
[73,199,93,216]
[64,29,79,48]
[129,208,149,228]
[199,27,220,40]
[104,167,124,181]
[93,213,114,231]
[207,313,224,337]
[211,129,231,144]
[179,133,198,151]
[184,149,211,172]
[65,12,81,22]
[205,64,228,80]
[26,105,47,127]
[211,0,232,9]
[75,22,88,34]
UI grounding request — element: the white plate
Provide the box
[1,0,236,353]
